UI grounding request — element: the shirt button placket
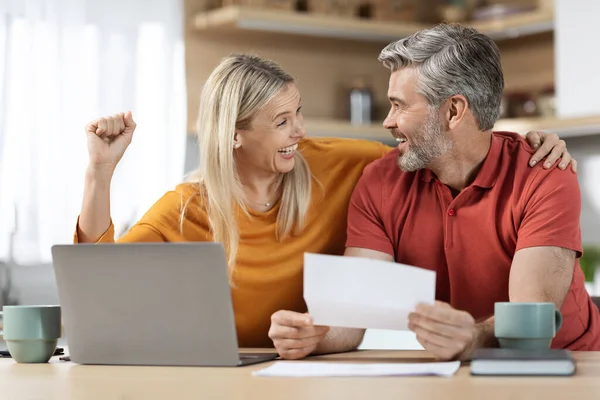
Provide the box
[445,207,455,248]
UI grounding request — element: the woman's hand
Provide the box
[525,131,577,172]
[85,111,137,173]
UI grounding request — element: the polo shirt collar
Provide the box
[470,133,500,189]
[419,133,500,189]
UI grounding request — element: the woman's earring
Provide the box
[233,143,241,149]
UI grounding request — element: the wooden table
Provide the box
[1,350,599,400]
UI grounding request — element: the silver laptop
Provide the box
[51,243,278,367]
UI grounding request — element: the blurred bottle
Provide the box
[537,86,556,117]
[349,76,372,125]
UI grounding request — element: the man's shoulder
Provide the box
[492,131,579,199]
[357,148,425,196]
[525,162,580,200]
[493,131,536,157]
[361,146,400,178]
[492,131,536,179]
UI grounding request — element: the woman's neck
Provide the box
[237,167,282,210]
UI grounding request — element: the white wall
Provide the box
[574,135,600,245]
[555,0,600,117]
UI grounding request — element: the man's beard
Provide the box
[397,109,453,172]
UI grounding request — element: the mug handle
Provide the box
[555,308,563,333]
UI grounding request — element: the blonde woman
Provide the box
[76,54,573,358]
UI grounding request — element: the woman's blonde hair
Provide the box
[185,54,312,276]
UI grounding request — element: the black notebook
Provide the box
[470,348,576,376]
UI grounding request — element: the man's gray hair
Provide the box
[379,23,504,131]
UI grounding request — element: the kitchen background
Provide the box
[0,0,599,350]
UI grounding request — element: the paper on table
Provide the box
[253,361,461,378]
[304,253,435,330]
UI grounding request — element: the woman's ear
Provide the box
[233,130,241,149]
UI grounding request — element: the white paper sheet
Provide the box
[304,253,436,330]
[253,361,461,378]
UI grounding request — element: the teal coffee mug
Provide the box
[0,305,61,363]
[494,302,562,350]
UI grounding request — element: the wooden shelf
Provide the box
[187,116,600,140]
[493,115,600,138]
[193,6,554,43]
[303,115,600,142]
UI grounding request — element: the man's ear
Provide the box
[447,95,469,130]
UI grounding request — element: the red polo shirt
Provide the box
[346,131,600,350]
